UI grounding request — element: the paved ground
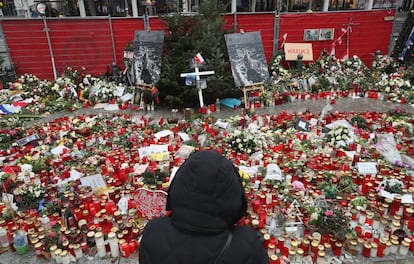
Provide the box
[0,97,413,264]
[21,97,414,129]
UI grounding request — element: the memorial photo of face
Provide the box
[319,28,335,41]
[304,29,319,41]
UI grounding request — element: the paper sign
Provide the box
[284,43,313,61]
[154,130,173,140]
[295,118,309,132]
[138,144,169,158]
[309,118,318,126]
[150,144,169,153]
[178,132,190,141]
[134,164,149,175]
[147,151,170,161]
[238,165,259,176]
[70,170,83,180]
[344,151,356,160]
[16,134,40,146]
[215,120,229,129]
[115,85,125,97]
[380,190,413,204]
[265,163,283,180]
[120,93,133,102]
[93,103,107,109]
[174,145,195,159]
[402,194,414,204]
[357,162,378,175]
[80,174,107,191]
[104,104,120,111]
[51,145,69,155]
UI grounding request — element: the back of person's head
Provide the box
[166,150,247,234]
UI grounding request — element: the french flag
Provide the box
[194,53,205,65]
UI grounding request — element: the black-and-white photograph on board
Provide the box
[225,31,270,88]
[133,30,164,85]
[304,29,320,41]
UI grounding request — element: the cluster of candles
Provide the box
[0,103,413,263]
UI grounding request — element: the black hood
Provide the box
[166,150,247,234]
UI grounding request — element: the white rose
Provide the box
[310,212,319,221]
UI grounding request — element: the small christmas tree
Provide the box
[158,0,238,108]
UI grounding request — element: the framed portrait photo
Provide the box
[303,29,320,41]
[319,28,335,41]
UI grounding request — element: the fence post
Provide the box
[43,17,58,80]
[78,0,87,17]
[273,9,280,57]
[108,15,117,65]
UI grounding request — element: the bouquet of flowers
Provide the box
[319,203,351,239]
[226,130,260,154]
[325,125,353,149]
[13,182,46,209]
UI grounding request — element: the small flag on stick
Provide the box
[194,53,205,65]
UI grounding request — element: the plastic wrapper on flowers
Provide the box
[375,133,414,169]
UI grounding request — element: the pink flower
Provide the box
[324,210,333,217]
[49,231,56,238]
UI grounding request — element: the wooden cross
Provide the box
[342,17,360,59]
[180,66,215,108]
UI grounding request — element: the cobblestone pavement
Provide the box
[0,97,413,264]
[21,97,414,129]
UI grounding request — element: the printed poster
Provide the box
[225,31,270,88]
[133,30,164,85]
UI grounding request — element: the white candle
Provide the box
[95,231,106,258]
[108,232,120,258]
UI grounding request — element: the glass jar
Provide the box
[54,248,62,264]
[377,237,387,257]
[390,239,399,254]
[288,249,296,263]
[324,242,332,257]
[362,242,371,258]
[108,232,119,258]
[296,248,304,262]
[60,250,70,264]
[370,242,378,257]
[399,239,410,256]
[119,239,130,258]
[95,231,106,258]
[74,243,83,259]
[49,244,58,261]
[316,250,325,264]
[333,241,342,256]
[301,238,310,255]
[310,240,319,258]
[267,243,276,257]
[347,240,358,256]
[384,241,392,256]
[269,254,278,264]
[391,220,401,234]
[86,231,96,248]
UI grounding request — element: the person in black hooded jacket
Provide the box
[139,150,269,264]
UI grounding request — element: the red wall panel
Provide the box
[279,10,396,65]
[1,10,395,81]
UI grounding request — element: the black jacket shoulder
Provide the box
[139,217,269,264]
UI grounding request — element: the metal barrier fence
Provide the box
[0,0,402,18]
